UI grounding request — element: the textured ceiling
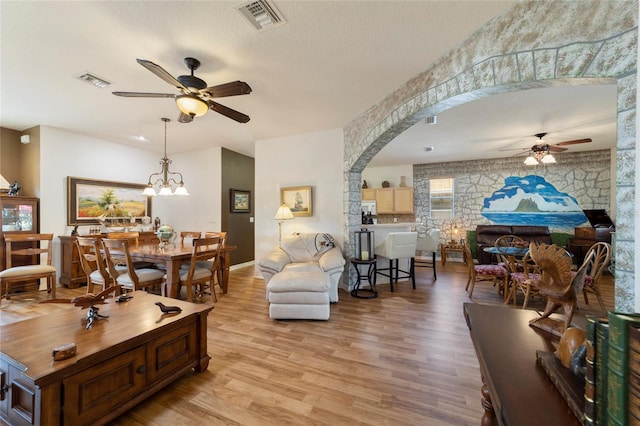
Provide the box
[0,1,616,165]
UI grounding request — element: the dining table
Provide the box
[127,243,236,299]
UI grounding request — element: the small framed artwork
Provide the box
[230,189,251,213]
[281,185,312,217]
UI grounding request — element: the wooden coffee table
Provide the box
[0,291,212,425]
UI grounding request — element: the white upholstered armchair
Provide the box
[415,226,440,279]
[258,233,346,302]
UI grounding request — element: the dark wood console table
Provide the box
[463,303,581,426]
[0,291,212,425]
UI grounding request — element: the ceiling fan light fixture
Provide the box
[524,155,539,166]
[541,153,556,164]
[176,95,208,117]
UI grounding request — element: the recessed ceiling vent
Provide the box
[425,116,437,125]
[237,0,286,31]
[77,73,111,88]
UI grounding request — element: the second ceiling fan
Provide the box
[113,57,252,123]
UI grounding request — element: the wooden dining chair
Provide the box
[106,231,155,269]
[76,236,127,294]
[0,233,56,305]
[170,236,222,303]
[494,235,528,301]
[576,241,611,314]
[101,238,165,293]
[180,231,201,245]
[463,242,507,298]
[204,231,227,247]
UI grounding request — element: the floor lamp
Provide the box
[274,204,294,243]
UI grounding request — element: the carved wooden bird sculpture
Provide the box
[41,285,122,308]
[528,243,592,332]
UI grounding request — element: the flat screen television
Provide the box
[583,209,615,228]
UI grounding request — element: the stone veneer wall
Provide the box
[341,1,637,310]
[413,150,612,242]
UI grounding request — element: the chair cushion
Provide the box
[0,265,56,278]
[116,268,165,286]
[282,262,322,273]
[267,271,330,293]
[571,271,594,286]
[179,268,212,281]
[511,272,541,283]
[280,233,336,263]
[474,264,506,276]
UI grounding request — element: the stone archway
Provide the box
[342,1,637,311]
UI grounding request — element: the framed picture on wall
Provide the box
[67,176,151,226]
[230,189,251,212]
[281,186,312,217]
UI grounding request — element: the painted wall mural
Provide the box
[481,175,588,231]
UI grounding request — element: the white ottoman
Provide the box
[266,270,331,320]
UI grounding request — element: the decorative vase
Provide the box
[362,180,368,189]
[382,180,390,188]
[400,176,407,187]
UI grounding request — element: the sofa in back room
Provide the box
[475,225,552,264]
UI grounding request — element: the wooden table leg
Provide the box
[165,259,181,298]
[480,379,498,426]
[441,246,447,266]
[217,252,230,293]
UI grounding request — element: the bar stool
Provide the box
[375,232,418,292]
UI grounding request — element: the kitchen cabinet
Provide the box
[369,188,414,214]
[362,188,376,201]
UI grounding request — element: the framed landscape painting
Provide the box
[230,189,251,212]
[281,186,312,217]
[67,177,151,225]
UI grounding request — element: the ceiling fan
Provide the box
[503,132,592,165]
[112,57,252,123]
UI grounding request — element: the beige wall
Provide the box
[0,127,21,185]
[0,126,40,197]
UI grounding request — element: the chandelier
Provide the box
[142,118,189,196]
[524,143,556,166]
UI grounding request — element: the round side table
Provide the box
[351,258,378,299]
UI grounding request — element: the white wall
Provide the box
[255,128,344,267]
[362,165,413,189]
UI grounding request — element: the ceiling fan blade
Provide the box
[136,58,188,91]
[555,138,592,146]
[548,145,568,152]
[112,91,176,98]
[209,101,250,123]
[178,112,194,123]
[201,81,252,98]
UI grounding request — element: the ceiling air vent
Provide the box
[76,73,111,88]
[425,116,437,125]
[237,0,286,31]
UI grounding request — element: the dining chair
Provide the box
[0,233,56,305]
[180,231,201,245]
[494,234,528,301]
[101,238,165,293]
[204,231,227,247]
[463,242,507,298]
[375,232,418,292]
[171,236,222,303]
[76,236,123,293]
[575,241,611,314]
[106,231,155,269]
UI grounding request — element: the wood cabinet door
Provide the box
[375,189,394,213]
[361,188,376,201]
[146,322,198,383]
[63,345,146,425]
[394,187,414,213]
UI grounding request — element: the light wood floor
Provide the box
[0,261,614,425]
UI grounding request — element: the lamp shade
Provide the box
[173,185,189,196]
[524,155,539,166]
[176,95,208,117]
[541,153,556,164]
[274,204,294,220]
[158,186,173,196]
